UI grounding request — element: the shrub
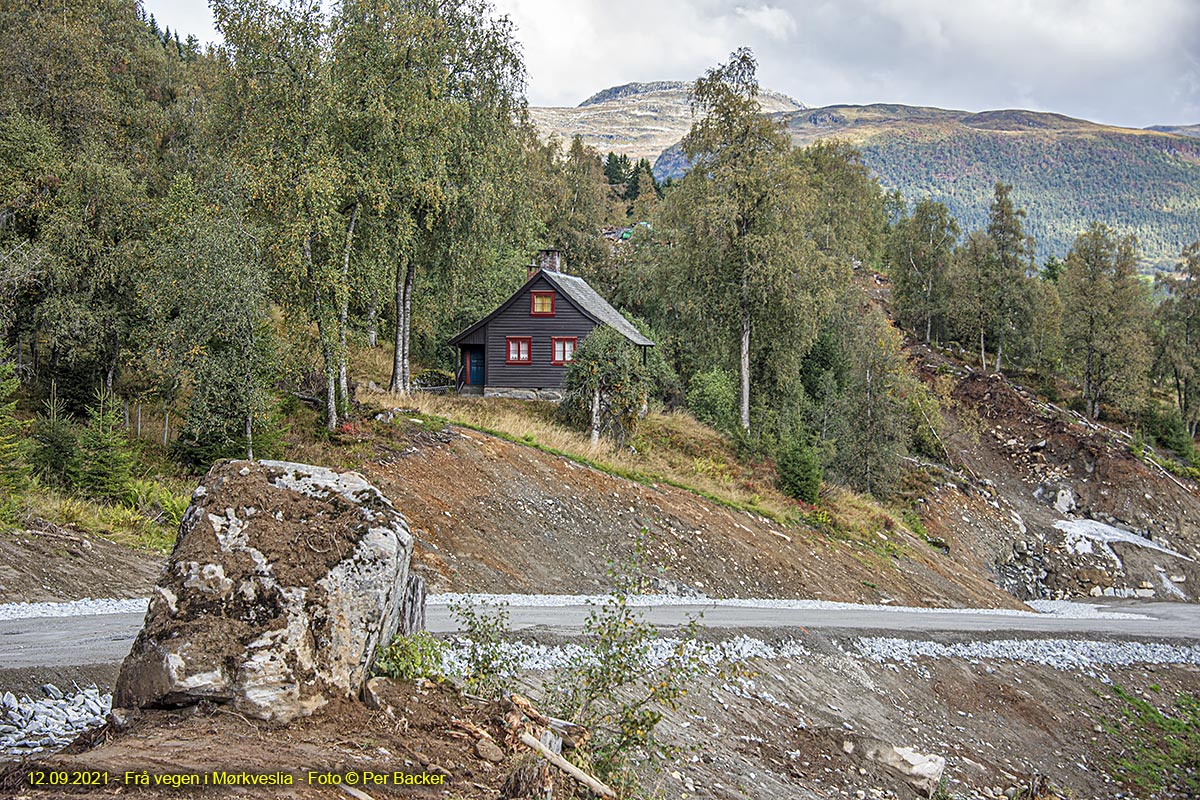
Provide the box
[450,600,519,699]
[776,440,822,503]
[559,326,650,445]
[376,631,448,681]
[543,534,717,789]
[413,368,455,390]
[685,367,737,431]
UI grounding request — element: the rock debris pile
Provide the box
[0,685,109,756]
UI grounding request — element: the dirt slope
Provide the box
[914,348,1200,602]
[358,421,1022,610]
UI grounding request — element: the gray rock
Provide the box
[114,460,415,723]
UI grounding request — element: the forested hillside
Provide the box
[654,104,1200,270]
[2,3,1200,571]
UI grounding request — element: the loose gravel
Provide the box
[854,636,1200,671]
[0,598,148,621]
[431,593,1146,619]
[0,684,110,757]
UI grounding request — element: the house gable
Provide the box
[449,258,654,394]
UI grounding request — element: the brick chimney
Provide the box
[538,249,562,273]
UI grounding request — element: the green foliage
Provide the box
[559,326,650,445]
[450,600,518,699]
[30,391,77,487]
[888,198,959,344]
[376,631,448,682]
[776,440,822,503]
[1060,222,1149,417]
[1105,685,1200,796]
[122,478,188,530]
[543,533,717,788]
[685,368,738,431]
[1137,405,1197,463]
[0,348,28,495]
[0,349,28,525]
[1154,241,1200,435]
[73,391,133,503]
[660,48,844,437]
[146,174,278,469]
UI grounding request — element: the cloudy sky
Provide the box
[143,0,1199,128]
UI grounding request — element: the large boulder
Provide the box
[114,460,414,722]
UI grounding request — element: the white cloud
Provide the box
[734,5,798,40]
[139,0,1200,126]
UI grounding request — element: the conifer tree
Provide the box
[31,387,76,487]
[74,390,132,503]
[1059,222,1149,417]
[0,348,29,499]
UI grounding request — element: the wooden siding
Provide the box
[484,275,596,389]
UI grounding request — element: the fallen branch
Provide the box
[450,716,494,742]
[518,731,616,799]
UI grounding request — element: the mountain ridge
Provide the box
[527,81,804,162]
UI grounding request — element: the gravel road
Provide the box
[1,597,1197,672]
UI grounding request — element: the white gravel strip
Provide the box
[853,636,1200,671]
[430,593,1147,620]
[0,598,149,621]
[0,595,1146,622]
[442,631,1199,676]
[441,634,812,675]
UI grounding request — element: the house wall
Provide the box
[484,274,596,390]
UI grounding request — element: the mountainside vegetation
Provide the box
[2,0,1199,570]
[655,103,1200,271]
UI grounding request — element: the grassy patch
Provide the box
[13,481,181,553]
[1104,685,1200,796]
[380,391,797,521]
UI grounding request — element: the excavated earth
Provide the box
[5,357,1200,799]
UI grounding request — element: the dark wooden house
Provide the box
[449,250,653,399]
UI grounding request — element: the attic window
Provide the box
[506,336,531,364]
[530,291,556,316]
[551,337,577,365]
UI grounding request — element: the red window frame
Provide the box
[550,337,577,365]
[505,336,532,364]
[530,291,556,317]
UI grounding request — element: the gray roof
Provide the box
[540,271,654,347]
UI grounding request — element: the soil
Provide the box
[5,636,1197,800]
[913,344,1200,600]
[2,681,514,799]
[360,420,1023,610]
[0,527,161,604]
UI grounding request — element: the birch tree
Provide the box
[660,48,834,435]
